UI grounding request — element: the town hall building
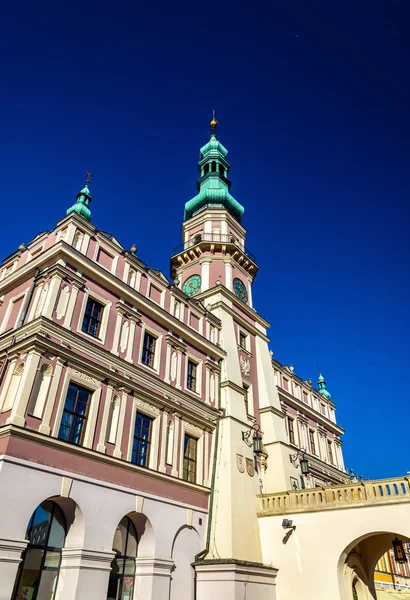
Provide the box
[0,118,408,600]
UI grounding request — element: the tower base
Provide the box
[195,560,278,600]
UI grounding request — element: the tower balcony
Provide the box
[170,233,258,279]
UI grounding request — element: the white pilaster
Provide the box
[158,411,168,473]
[134,558,173,600]
[39,358,65,435]
[0,538,28,600]
[125,319,136,363]
[43,276,63,319]
[56,548,114,600]
[111,312,123,356]
[96,384,114,453]
[113,389,128,459]
[63,282,82,330]
[6,351,42,426]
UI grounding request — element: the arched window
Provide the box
[204,164,209,175]
[107,396,121,444]
[107,516,138,600]
[218,164,225,176]
[211,161,217,172]
[28,363,53,418]
[12,500,66,600]
[2,362,25,412]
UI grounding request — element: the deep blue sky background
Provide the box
[1,0,409,479]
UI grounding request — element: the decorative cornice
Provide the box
[278,391,344,436]
[166,332,187,353]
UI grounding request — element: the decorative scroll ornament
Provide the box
[240,356,251,377]
[246,457,255,477]
[67,368,99,386]
[236,454,245,473]
[133,397,160,416]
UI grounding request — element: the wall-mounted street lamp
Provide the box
[392,537,407,564]
[242,423,263,455]
[290,449,310,476]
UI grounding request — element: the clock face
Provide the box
[233,278,248,303]
[182,275,201,297]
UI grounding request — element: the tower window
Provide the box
[218,164,225,176]
[287,417,295,445]
[328,440,334,464]
[204,164,209,175]
[142,332,156,368]
[81,298,104,337]
[239,331,247,350]
[211,161,217,172]
[183,434,197,483]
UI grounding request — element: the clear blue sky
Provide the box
[1,1,409,479]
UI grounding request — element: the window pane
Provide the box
[14,548,43,597]
[28,505,51,546]
[48,506,66,549]
[37,568,59,600]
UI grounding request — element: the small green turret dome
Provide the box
[184,118,244,223]
[318,371,332,400]
[67,185,92,222]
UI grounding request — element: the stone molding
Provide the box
[60,547,115,571]
[0,538,27,563]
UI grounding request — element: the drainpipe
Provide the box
[17,268,40,329]
[194,357,224,564]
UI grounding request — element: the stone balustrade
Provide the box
[258,476,410,516]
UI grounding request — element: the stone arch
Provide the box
[10,495,85,600]
[338,531,410,600]
[170,526,201,600]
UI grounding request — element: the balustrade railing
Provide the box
[172,233,257,263]
[258,476,410,515]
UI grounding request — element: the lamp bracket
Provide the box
[242,422,262,448]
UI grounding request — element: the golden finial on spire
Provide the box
[210,109,218,130]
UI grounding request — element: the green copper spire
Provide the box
[318,369,332,400]
[184,116,245,223]
[67,179,92,222]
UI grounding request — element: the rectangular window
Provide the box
[309,429,316,455]
[187,360,197,392]
[58,383,90,445]
[328,440,334,464]
[243,383,250,414]
[81,298,104,337]
[239,331,247,350]
[183,434,197,483]
[132,412,153,467]
[288,417,295,445]
[142,332,156,368]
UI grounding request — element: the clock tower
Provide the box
[170,117,258,306]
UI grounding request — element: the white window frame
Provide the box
[138,324,163,374]
[179,421,204,486]
[148,282,165,308]
[76,288,112,345]
[238,329,249,352]
[184,354,202,396]
[126,398,160,470]
[52,369,102,449]
[93,243,118,275]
